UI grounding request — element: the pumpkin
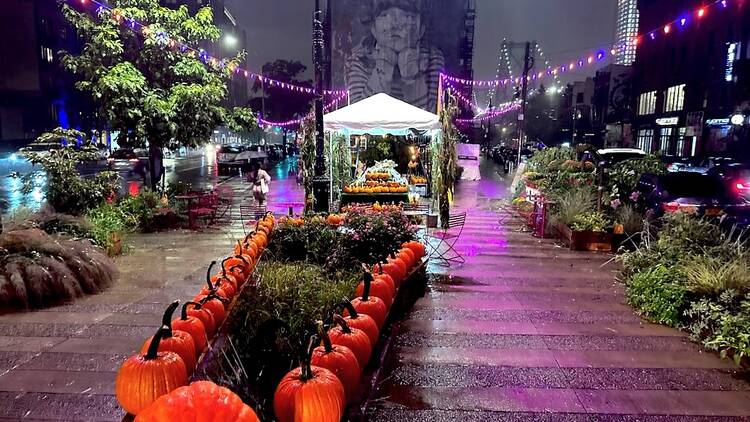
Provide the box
[116,325,188,415]
[327,315,372,368]
[193,292,227,326]
[372,260,402,288]
[326,214,343,226]
[235,237,259,260]
[211,258,239,292]
[140,301,197,375]
[224,254,252,286]
[398,247,416,269]
[134,380,260,422]
[311,321,361,399]
[199,261,232,301]
[348,279,388,329]
[254,230,268,249]
[356,269,394,308]
[403,240,426,260]
[274,337,345,422]
[386,253,407,283]
[172,302,208,353]
[339,300,379,346]
[184,301,216,338]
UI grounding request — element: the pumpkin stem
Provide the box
[300,336,316,381]
[234,254,249,265]
[161,300,179,337]
[340,299,359,318]
[236,240,243,253]
[316,320,333,353]
[333,314,352,334]
[181,301,201,320]
[220,257,231,277]
[206,261,217,290]
[144,325,169,360]
[361,272,374,301]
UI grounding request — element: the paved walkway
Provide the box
[0,163,303,421]
[371,161,750,421]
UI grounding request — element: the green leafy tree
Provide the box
[61,0,256,188]
[20,128,120,215]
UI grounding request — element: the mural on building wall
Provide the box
[331,0,468,112]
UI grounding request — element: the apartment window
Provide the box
[664,84,685,112]
[637,129,654,152]
[676,128,687,157]
[638,91,656,115]
[41,46,54,63]
[659,128,673,154]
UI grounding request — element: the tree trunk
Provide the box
[148,144,164,191]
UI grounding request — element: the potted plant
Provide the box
[553,211,612,252]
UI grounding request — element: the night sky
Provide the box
[226,0,618,86]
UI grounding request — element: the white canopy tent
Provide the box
[323,93,440,136]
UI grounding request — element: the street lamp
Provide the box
[223,34,238,48]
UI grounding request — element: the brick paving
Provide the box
[370,162,750,421]
[0,167,302,421]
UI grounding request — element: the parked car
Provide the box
[661,156,699,173]
[216,145,247,174]
[594,148,647,168]
[681,156,738,173]
[635,171,750,220]
[107,148,147,172]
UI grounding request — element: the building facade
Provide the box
[632,0,750,158]
[593,64,633,147]
[0,0,85,143]
[615,0,639,65]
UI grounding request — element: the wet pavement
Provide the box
[0,160,302,421]
[369,159,750,420]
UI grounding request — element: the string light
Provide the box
[258,92,348,129]
[455,102,521,125]
[68,0,348,97]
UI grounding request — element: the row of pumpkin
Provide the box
[114,208,427,421]
[114,214,278,421]
[275,240,427,422]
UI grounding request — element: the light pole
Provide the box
[312,0,329,212]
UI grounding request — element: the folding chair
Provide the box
[425,212,467,266]
[403,203,430,240]
[212,185,235,223]
[240,203,268,236]
[188,192,218,228]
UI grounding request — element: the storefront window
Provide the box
[659,128,673,154]
[676,128,686,157]
[637,129,654,152]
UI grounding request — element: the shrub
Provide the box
[571,211,609,232]
[526,147,575,173]
[681,255,750,295]
[606,155,666,203]
[0,228,116,309]
[685,292,750,365]
[552,187,596,227]
[86,203,129,252]
[614,204,644,235]
[626,265,686,327]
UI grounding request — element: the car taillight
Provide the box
[662,202,681,213]
[107,158,114,162]
[736,182,750,191]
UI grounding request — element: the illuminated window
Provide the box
[41,46,53,63]
[637,129,654,152]
[638,91,656,115]
[664,84,686,112]
[659,128,673,154]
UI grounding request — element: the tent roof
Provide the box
[324,93,440,135]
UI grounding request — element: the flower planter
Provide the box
[552,220,612,252]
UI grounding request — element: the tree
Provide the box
[61,0,256,189]
[250,59,313,151]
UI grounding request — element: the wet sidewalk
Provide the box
[371,161,750,421]
[0,165,303,421]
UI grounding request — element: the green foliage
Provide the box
[614,204,644,235]
[437,101,459,228]
[681,255,750,296]
[551,187,596,227]
[526,147,575,173]
[571,211,609,232]
[20,128,119,215]
[360,137,392,164]
[60,0,254,187]
[225,107,258,134]
[606,155,666,202]
[234,261,359,357]
[626,265,686,327]
[86,203,129,251]
[685,292,750,365]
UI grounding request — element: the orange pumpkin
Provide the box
[134,380,260,422]
[387,253,408,283]
[140,301,197,376]
[172,302,208,354]
[373,260,403,287]
[311,321,361,399]
[193,293,227,326]
[339,300,379,346]
[274,339,345,422]
[348,280,388,329]
[184,301,216,338]
[398,247,416,269]
[328,315,372,368]
[403,240,426,260]
[116,326,188,416]
[356,269,394,308]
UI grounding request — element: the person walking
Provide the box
[247,161,271,206]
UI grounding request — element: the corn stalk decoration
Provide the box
[434,97,459,228]
[300,118,316,213]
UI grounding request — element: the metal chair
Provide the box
[187,192,219,228]
[425,212,467,266]
[402,203,430,240]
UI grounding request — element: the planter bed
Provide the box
[552,220,612,252]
